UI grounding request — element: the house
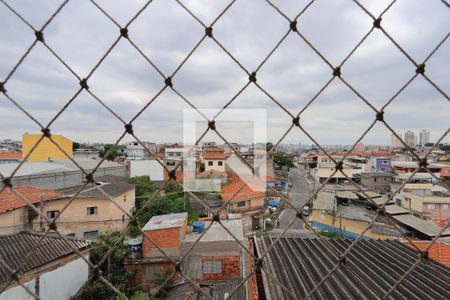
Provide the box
[32,175,135,240]
[22,133,73,162]
[313,162,356,184]
[399,188,450,220]
[374,156,392,171]
[126,141,157,160]
[392,161,444,174]
[0,152,22,164]
[360,171,395,194]
[0,186,63,235]
[163,147,197,182]
[125,213,254,298]
[221,174,266,232]
[253,237,450,299]
[0,231,90,300]
[201,147,226,173]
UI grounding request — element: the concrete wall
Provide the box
[0,255,89,300]
[3,165,128,190]
[0,207,28,235]
[22,134,72,162]
[129,160,164,180]
[203,159,225,173]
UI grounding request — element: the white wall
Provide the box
[40,255,89,300]
[0,279,35,300]
[130,159,164,180]
[0,256,89,300]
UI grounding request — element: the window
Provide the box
[237,201,246,207]
[427,204,436,209]
[373,178,377,182]
[382,160,389,164]
[443,204,449,210]
[208,161,213,166]
[66,233,76,238]
[146,265,161,278]
[123,195,127,202]
[218,161,223,166]
[166,161,175,166]
[87,206,98,215]
[203,260,222,274]
[83,230,99,241]
[46,210,59,219]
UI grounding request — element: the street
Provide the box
[279,167,311,229]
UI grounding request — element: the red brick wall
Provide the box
[143,227,181,256]
[247,240,258,300]
[201,256,241,280]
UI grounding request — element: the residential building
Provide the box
[313,162,356,184]
[126,213,253,298]
[374,157,392,171]
[399,189,450,220]
[126,141,157,160]
[0,152,21,164]
[390,133,403,148]
[0,231,89,300]
[404,131,417,148]
[392,161,444,174]
[253,237,450,300]
[202,147,226,173]
[22,133,73,162]
[0,186,63,235]
[72,148,100,159]
[360,171,395,194]
[221,174,266,232]
[32,175,135,240]
[355,142,365,152]
[419,130,431,147]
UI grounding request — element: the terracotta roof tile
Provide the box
[0,152,21,159]
[221,175,265,202]
[404,241,450,267]
[0,186,62,213]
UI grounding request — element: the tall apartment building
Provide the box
[404,131,417,148]
[419,130,430,147]
[390,133,403,148]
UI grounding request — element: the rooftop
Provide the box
[0,152,21,159]
[0,186,62,213]
[143,212,188,231]
[0,158,124,177]
[184,219,244,243]
[392,214,450,238]
[0,231,89,284]
[221,174,265,202]
[254,237,450,300]
[404,241,450,268]
[60,175,135,199]
[361,171,395,178]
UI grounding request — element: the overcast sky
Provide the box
[0,0,448,146]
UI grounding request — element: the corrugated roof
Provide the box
[313,191,335,211]
[167,280,245,300]
[0,231,89,284]
[392,214,450,237]
[384,205,410,215]
[254,237,450,300]
[60,175,134,199]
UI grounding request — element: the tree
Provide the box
[266,142,274,151]
[73,141,81,150]
[273,152,295,168]
[100,144,119,161]
[77,232,137,300]
[129,176,157,209]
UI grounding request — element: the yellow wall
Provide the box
[22,134,73,162]
[0,208,28,235]
[310,210,389,240]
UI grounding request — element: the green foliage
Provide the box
[154,270,174,298]
[273,152,295,168]
[73,141,80,150]
[78,232,137,300]
[129,176,157,209]
[319,230,345,239]
[100,144,119,161]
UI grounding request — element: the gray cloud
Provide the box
[0,0,448,146]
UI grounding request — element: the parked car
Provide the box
[302,205,311,216]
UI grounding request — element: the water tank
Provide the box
[127,237,142,259]
[192,221,205,233]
